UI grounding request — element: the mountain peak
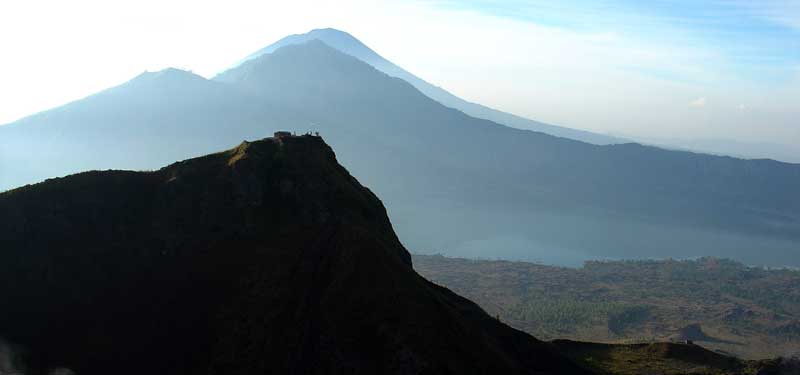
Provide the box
[127,68,208,89]
[307,27,356,38]
[133,67,203,81]
[223,133,328,168]
[218,27,382,76]
[214,38,384,86]
[304,28,365,47]
[217,28,625,145]
[270,38,348,58]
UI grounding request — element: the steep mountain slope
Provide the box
[218,28,624,145]
[0,68,307,189]
[0,135,588,375]
[2,40,799,267]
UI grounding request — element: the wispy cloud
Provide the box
[429,0,800,85]
[726,0,800,31]
[403,0,799,144]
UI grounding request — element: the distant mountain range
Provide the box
[1,30,799,267]
[221,28,626,145]
[250,29,800,164]
[632,135,800,164]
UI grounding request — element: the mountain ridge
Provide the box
[0,134,590,374]
[217,28,626,145]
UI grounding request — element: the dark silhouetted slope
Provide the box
[0,135,587,375]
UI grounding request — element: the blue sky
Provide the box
[435,0,800,85]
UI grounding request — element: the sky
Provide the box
[0,0,798,150]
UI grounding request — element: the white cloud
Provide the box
[690,97,707,107]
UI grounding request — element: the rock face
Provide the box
[0,135,587,375]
